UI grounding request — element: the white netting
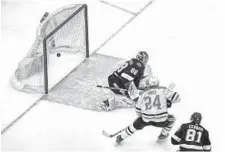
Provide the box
[11,4,88,93]
[45,54,153,111]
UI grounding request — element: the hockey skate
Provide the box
[157,133,169,144]
[114,135,123,147]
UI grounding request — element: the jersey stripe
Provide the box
[142,113,168,122]
[180,144,204,150]
[142,112,168,116]
[171,92,177,100]
[171,92,179,102]
[121,73,134,81]
[172,134,181,142]
[135,107,141,115]
[203,145,211,150]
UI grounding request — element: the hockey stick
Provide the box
[102,128,126,138]
[96,85,127,91]
[96,85,145,91]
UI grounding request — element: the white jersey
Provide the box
[135,86,180,123]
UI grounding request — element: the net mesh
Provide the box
[11,4,87,93]
[45,54,153,111]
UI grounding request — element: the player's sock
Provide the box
[158,132,169,141]
[120,124,137,140]
[115,125,137,146]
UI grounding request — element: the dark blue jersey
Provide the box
[171,122,211,151]
[114,58,145,87]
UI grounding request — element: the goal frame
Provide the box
[43,4,89,94]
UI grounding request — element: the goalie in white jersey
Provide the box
[115,76,181,146]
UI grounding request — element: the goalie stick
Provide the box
[96,85,145,92]
[96,85,127,91]
[97,82,175,92]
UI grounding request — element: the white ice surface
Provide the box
[1,0,225,151]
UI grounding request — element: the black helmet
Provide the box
[136,51,149,65]
[190,112,202,124]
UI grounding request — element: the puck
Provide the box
[57,53,61,57]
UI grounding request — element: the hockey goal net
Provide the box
[11,4,89,94]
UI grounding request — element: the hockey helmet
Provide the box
[136,51,149,65]
[190,112,202,124]
[147,76,160,87]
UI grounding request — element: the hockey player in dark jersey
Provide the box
[101,51,149,111]
[171,112,211,151]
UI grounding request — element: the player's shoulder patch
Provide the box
[136,62,142,67]
[132,58,143,67]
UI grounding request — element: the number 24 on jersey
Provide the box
[144,95,162,110]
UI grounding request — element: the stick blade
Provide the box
[102,130,112,138]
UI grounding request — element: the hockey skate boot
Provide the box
[157,133,169,143]
[114,135,123,146]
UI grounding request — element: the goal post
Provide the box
[43,4,89,94]
[11,4,89,94]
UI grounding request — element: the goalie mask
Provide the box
[190,112,202,124]
[136,51,149,65]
